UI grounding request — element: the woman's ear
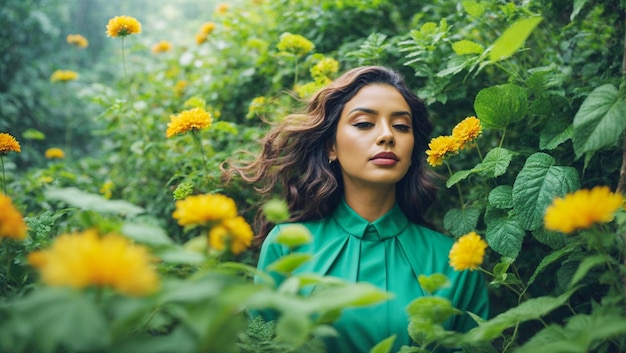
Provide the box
[327,142,337,161]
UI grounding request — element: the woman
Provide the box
[227,66,489,352]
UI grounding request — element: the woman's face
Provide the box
[329,84,414,189]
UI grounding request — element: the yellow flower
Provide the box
[45,147,65,159]
[209,216,253,254]
[50,70,78,82]
[200,22,216,35]
[66,34,88,48]
[277,32,314,57]
[310,57,339,80]
[106,16,142,37]
[173,193,238,226]
[0,133,21,153]
[425,135,461,166]
[0,194,28,241]
[449,231,488,271]
[544,186,625,234]
[452,116,482,148]
[195,32,208,45]
[151,40,172,54]
[38,176,54,184]
[28,229,159,296]
[295,79,330,98]
[215,3,229,14]
[174,80,188,97]
[100,180,114,199]
[165,107,212,138]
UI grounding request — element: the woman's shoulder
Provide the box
[404,222,456,249]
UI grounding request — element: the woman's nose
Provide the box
[376,123,395,145]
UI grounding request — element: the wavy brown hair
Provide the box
[223,66,437,245]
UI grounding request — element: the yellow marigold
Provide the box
[209,216,253,254]
[106,15,142,38]
[449,231,488,271]
[425,135,461,166]
[100,180,114,199]
[28,230,159,296]
[50,70,78,83]
[277,32,314,57]
[174,80,188,97]
[0,194,28,241]
[196,32,208,45]
[215,3,229,14]
[173,193,238,226]
[66,34,88,48]
[45,147,65,159]
[0,133,21,153]
[452,116,482,148]
[166,107,212,138]
[151,40,172,54]
[200,22,216,35]
[310,57,339,80]
[544,186,625,234]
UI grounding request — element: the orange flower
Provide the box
[452,116,482,148]
[0,194,28,240]
[0,133,21,153]
[425,135,461,166]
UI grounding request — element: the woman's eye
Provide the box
[353,122,374,129]
[394,124,411,132]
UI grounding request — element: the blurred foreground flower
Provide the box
[151,40,172,54]
[50,70,78,82]
[0,194,28,241]
[106,16,142,37]
[209,216,253,254]
[0,133,21,154]
[45,147,65,159]
[544,186,624,234]
[28,229,159,296]
[165,107,212,137]
[425,135,461,167]
[452,116,482,149]
[173,193,237,226]
[449,231,487,271]
[277,32,314,57]
[66,34,88,48]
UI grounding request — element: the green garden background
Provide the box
[1,0,626,352]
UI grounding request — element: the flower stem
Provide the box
[1,155,6,195]
[445,160,464,208]
[191,130,210,180]
[120,37,149,146]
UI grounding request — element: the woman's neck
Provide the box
[343,184,396,222]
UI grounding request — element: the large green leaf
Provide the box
[489,17,543,62]
[477,147,513,177]
[268,253,312,274]
[572,84,626,157]
[488,185,513,209]
[512,153,580,231]
[474,84,528,130]
[485,218,525,259]
[121,222,174,246]
[443,207,480,237]
[44,187,144,217]
[570,254,612,287]
[526,242,577,288]
[369,335,397,353]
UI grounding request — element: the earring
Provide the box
[328,158,333,164]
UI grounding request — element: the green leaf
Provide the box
[443,208,480,237]
[477,147,513,177]
[488,185,513,209]
[157,248,205,264]
[369,335,397,353]
[406,297,461,324]
[275,224,313,248]
[570,0,589,20]
[462,289,575,343]
[22,128,46,140]
[302,283,391,313]
[489,17,543,62]
[474,84,528,130]
[526,243,577,288]
[485,218,525,259]
[121,222,174,246]
[275,312,312,347]
[9,288,109,352]
[452,40,484,55]
[268,253,312,273]
[540,121,572,151]
[512,153,580,231]
[570,254,612,287]
[418,273,450,294]
[572,84,626,157]
[462,1,486,17]
[45,187,144,217]
[446,169,474,188]
[531,228,566,249]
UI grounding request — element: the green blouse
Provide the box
[256,199,489,353]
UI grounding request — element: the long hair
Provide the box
[223,66,437,245]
